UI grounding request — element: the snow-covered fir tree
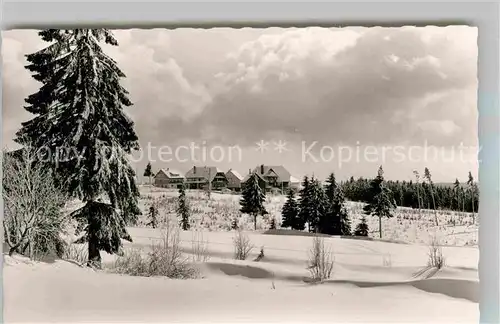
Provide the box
[321,173,340,235]
[144,162,153,185]
[17,29,141,268]
[307,177,328,233]
[335,188,352,236]
[147,203,159,229]
[281,188,301,230]
[467,171,477,224]
[325,173,337,203]
[240,173,268,230]
[354,216,369,237]
[363,166,396,239]
[298,175,311,231]
[231,218,239,230]
[177,185,190,230]
[321,173,351,235]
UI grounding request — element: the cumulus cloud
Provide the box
[192,26,477,149]
[2,26,478,181]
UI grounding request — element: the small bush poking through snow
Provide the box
[382,253,392,267]
[111,218,198,279]
[254,246,265,262]
[427,235,445,269]
[231,218,239,230]
[307,235,334,282]
[191,230,210,263]
[62,243,88,266]
[112,248,150,276]
[148,230,197,279]
[233,230,254,260]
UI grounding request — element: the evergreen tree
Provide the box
[231,218,239,230]
[363,166,396,239]
[17,29,140,268]
[467,172,476,223]
[398,185,405,207]
[354,216,369,237]
[240,173,268,230]
[335,188,352,236]
[341,171,478,214]
[325,173,337,202]
[144,162,153,185]
[306,177,328,233]
[298,176,311,231]
[147,203,159,229]
[281,188,301,230]
[322,174,351,236]
[177,185,190,230]
[321,173,340,235]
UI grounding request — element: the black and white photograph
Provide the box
[2,26,479,323]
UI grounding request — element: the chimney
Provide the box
[260,164,264,174]
[193,166,196,174]
[249,169,251,174]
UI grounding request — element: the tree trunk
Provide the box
[471,193,475,224]
[378,216,382,239]
[9,246,17,256]
[88,234,102,269]
[431,190,438,226]
[7,226,30,257]
[253,214,257,231]
[462,194,465,217]
[416,186,421,217]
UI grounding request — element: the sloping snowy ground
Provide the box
[4,228,479,323]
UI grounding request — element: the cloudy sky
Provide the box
[2,26,478,183]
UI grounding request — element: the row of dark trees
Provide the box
[341,169,479,214]
[239,166,429,238]
[238,171,361,236]
[281,173,352,235]
[280,166,399,239]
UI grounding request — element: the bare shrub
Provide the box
[112,248,150,276]
[191,230,210,263]
[427,235,445,269]
[2,148,68,260]
[62,243,88,266]
[382,253,392,267]
[233,230,254,260]
[111,215,197,279]
[307,235,334,282]
[254,246,265,262]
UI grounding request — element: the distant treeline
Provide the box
[340,172,479,213]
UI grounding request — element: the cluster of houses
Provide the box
[153,165,301,193]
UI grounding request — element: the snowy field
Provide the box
[4,186,479,323]
[4,227,479,323]
[137,186,479,246]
